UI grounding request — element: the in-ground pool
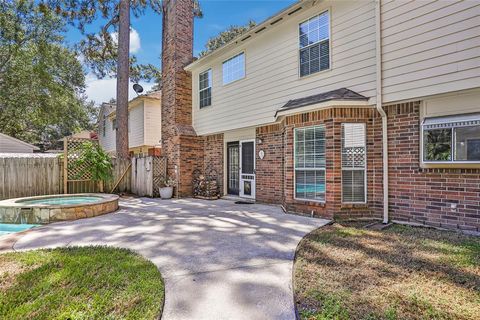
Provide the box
[0,223,39,236]
[0,194,119,224]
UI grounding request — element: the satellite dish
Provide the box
[133,83,144,95]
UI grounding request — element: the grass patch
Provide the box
[294,223,480,320]
[0,246,164,320]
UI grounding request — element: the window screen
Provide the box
[199,69,212,108]
[223,53,245,85]
[342,123,366,203]
[422,113,480,162]
[299,11,330,77]
[294,125,326,201]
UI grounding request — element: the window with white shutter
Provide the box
[294,125,326,202]
[342,123,366,203]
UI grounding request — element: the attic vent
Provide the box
[270,17,283,25]
[255,27,266,34]
[241,35,251,41]
[288,7,302,15]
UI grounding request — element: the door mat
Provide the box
[235,201,254,205]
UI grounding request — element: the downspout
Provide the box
[375,0,389,224]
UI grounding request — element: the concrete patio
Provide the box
[7,197,329,320]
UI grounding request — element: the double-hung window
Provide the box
[299,11,330,77]
[294,125,326,201]
[199,69,212,108]
[422,113,480,163]
[341,123,366,203]
[222,52,245,85]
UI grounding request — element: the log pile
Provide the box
[193,170,220,200]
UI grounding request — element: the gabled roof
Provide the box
[102,90,162,118]
[185,0,305,70]
[0,133,40,150]
[275,88,369,117]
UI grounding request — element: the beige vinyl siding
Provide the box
[128,101,145,148]
[192,0,377,136]
[144,98,162,146]
[0,134,37,153]
[421,88,480,119]
[99,116,116,153]
[381,0,480,103]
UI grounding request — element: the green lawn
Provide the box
[294,222,480,320]
[0,246,164,320]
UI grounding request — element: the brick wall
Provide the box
[161,0,202,196]
[203,134,224,195]
[387,102,480,232]
[280,107,384,220]
[256,124,284,204]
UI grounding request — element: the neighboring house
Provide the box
[98,91,162,156]
[161,0,480,232]
[0,133,40,153]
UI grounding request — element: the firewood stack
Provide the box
[193,169,220,200]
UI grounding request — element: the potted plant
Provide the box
[159,177,176,199]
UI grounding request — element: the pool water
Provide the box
[0,223,39,236]
[18,196,102,206]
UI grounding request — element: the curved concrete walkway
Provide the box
[10,198,329,320]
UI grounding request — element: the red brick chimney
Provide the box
[161,0,204,196]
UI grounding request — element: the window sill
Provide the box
[421,162,480,169]
[293,198,326,207]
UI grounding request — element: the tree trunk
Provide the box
[116,0,130,158]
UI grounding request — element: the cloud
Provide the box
[85,74,154,105]
[111,28,141,54]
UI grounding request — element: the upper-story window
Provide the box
[222,52,245,85]
[199,69,212,108]
[422,113,480,163]
[112,118,116,131]
[299,11,330,77]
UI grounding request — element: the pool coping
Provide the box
[0,193,119,209]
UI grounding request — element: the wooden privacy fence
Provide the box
[0,156,62,200]
[0,155,131,200]
[131,156,167,197]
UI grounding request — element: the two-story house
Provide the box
[161,0,480,232]
[98,91,162,156]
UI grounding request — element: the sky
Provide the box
[66,0,297,105]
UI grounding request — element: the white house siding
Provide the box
[143,98,162,147]
[0,133,38,153]
[381,0,480,103]
[99,115,116,153]
[128,101,145,148]
[191,0,377,136]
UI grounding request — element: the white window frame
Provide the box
[199,69,212,108]
[341,123,367,204]
[298,9,331,78]
[222,52,245,85]
[293,125,326,203]
[421,114,480,165]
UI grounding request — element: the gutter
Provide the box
[375,0,389,224]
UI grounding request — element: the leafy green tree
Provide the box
[0,0,94,149]
[42,0,202,157]
[199,20,256,57]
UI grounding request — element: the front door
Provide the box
[227,142,239,195]
[239,140,255,199]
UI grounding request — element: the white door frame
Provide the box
[239,139,256,199]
